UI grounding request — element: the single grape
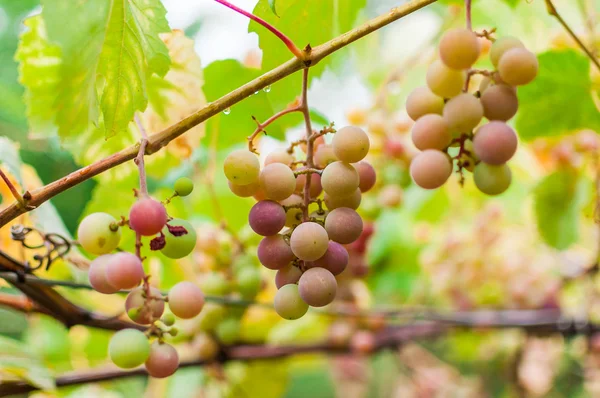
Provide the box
[196,303,226,331]
[480,84,518,121]
[257,234,295,270]
[410,150,453,189]
[275,264,303,289]
[105,252,144,290]
[411,114,451,151]
[77,213,121,255]
[295,171,322,198]
[125,286,165,325]
[145,342,179,378]
[354,161,376,192]
[223,149,260,185]
[489,36,524,68]
[321,161,360,197]
[199,272,231,296]
[109,329,150,369]
[193,333,220,361]
[249,200,286,236]
[324,188,361,210]
[378,185,403,208]
[473,163,512,195]
[88,255,119,294]
[426,60,465,98]
[274,284,309,320]
[168,281,205,319]
[215,318,240,345]
[161,313,175,326]
[314,144,338,168]
[324,207,363,244]
[236,267,262,299]
[439,28,481,70]
[129,198,167,236]
[228,180,260,198]
[479,72,509,94]
[332,126,370,163]
[443,93,483,134]
[312,241,349,275]
[298,267,337,307]
[473,121,518,164]
[497,48,538,86]
[265,149,294,166]
[289,222,329,261]
[174,177,194,197]
[280,194,303,227]
[259,163,296,201]
[405,86,445,121]
[161,219,197,259]
[350,331,376,354]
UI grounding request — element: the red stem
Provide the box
[465,0,472,30]
[247,106,302,153]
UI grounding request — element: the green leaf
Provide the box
[0,137,24,187]
[268,0,279,16]
[516,50,600,140]
[0,335,55,390]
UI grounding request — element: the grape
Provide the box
[275,264,303,288]
[215,318,240,345]
[312,241,349,275]
[104,252,144,290]
[332,126,370,163]
[410,150,453,189]
[289,222,329,261]
[236,267,262,299]
[473,163,512,195]
[439,28,481,70]
[298,267,337,307]
[378,185,403,208]
[161,219,197,259]
[324,188,361,210]
[174,177,194,197]
[109,329,150,369]
[314,144,338,168]
[426,60,466,98]
[257,234,295,270]
[228,180,260,198]
[274,284,309,320]
[321,161,360,197]
[443,93,483,134]
[194,333,220,361]
[354,161,376,192]
[350,331,376,354]
[411,114,451,150]
[473,121,518,164]
[145,342,179,378]
[480,84,518,121]
[88,255,119,294]
[490,36,524,67]
[260,163,296,201]
[129,198,168,236]
[223,149,260,185]
[249,200,286,236]
[161,313,175,326]
[405,86,445,121]
[196,303,226,331]
[265,149,294,166]
[280,194,303,227]
[295,171,322,198]
[77,213,121,255]
[168,281,205,319]
[125,286,165,325]
[497,48,538,86]
[324,207,363,244]
[200,272,231,296]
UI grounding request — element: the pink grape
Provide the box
[314,144,338,168]
[105,252,144,290]
[480,84,518,121]
[275,264,303,289]
[409,150,453,189]
[129,198,167,236]
[354,161,376,192]
[88,255,119,294]
[473,121,518,164]
[125,286,165,325]
[145,342,179,378]
[257,234,295,270]
[289,222,329,261]
[168,281,205,319]
[312,241,349,275]
[260,163,296,201]
[411,114,451,150]
[443,93,483,134]
[249,200,286,236]
[295,171,323,198]
[439,28,481,70]
[265,149,294,166]
[490,36,524,68]
[324,207,363,244]
[298,267,337,307]
[405,86,444,121]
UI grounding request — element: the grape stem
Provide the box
[300,68,315,222]
[248,106,302,153]
[465,0,472,31]
[0,169,26,208]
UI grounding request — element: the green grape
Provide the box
[174,177,194,197]
[109,329,150,369]
[489,36,524,68]
[480,84,518,121]
[409,150,453,190]
[439,28,481,70]
[289,222,329,261]
[193,333,220,361]
[405,86,445,121]
[236,267,262,299]
[411,114,451,151]
[274,284,308,320]
[321,161,360,197]
[228,180,260,197]
[77,212,121,255]
[443,93,483,134]
[125,286,165,325]
[161,219,197,259]
[215,318,240,345]
[332,126,370,163]
[473,163,512,195]
[161,313,176,326]
[224,149,260,185]
[259,163,296,201]
[200,272,231,296]
[497,48,538,86]
[426,60,465,98]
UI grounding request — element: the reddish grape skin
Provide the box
[88,255,119,294]
[312,241,349,275]
[275,264,303,289]
[480,84,519,121]
[354,161,376,192]
[129,198,168,236]
[145,342,179,378]
[257,235,295,270]
[405,86,444,121]
[409,150,453,190]
[125,287,165,325]
[298,267,337,307]
[289,222,330,261]
[473,122,518,165]
[324,207,363,244]
[411,114,451,150]
[439,28,481,70]
[105,252,145,290]
[168,281,205,319]
[248,200,286,236]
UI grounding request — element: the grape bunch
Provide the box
[406,29,538,195]
[224,125,375,320]
[76,177,207,377]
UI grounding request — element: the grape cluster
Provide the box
[225,125,375,320]
[407,30,538,195]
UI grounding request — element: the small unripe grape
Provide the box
[105,252,144,290]
[314,144,338,168]
[324,189,361,210]
[129,198,167,236]
[295,171,322,198]
[125,286,165,325]
[332,126,370,163]
[109,329,150,369]
[215,318,240,345]
[411,114,451,150]
[321,161,360,197]
[200,272,231,296]
[473,163,512,195]
[223,149,260,185]
[498,48,538,86]
[265,149,294,166]
[350,331,376,354]
[312,241,348,275]
[480,84,518,121]
[489,36,524,67]
[289,222,329,261]
[280,194,303,227]
[161,219,197,259]
[260,163,296,201]
[473,121,518,164]
[275,264,302,289]
[439,28,481,70]
[257,234,295,270]
[236,267,262,299]
[88,255,119,294]
[324,207,363,244]
[298,267,337,307]
[174,177,194,197]
[145,342,179,378]
[161,313,176,326]
[168,281,205,319]
[405,86,444,121]
[426,60,465,98]
[443,93,483,133]
[249,200,286,236]
[354,161,376,192]
[410,150,453,189]
[77,213,121,255]
[274,284,309,320]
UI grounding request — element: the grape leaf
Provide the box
[269,0,279,16]
[516,50,600,140]
[0,335,55,390]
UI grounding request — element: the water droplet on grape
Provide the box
[263,85,272,93]
[223,107,231,115]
